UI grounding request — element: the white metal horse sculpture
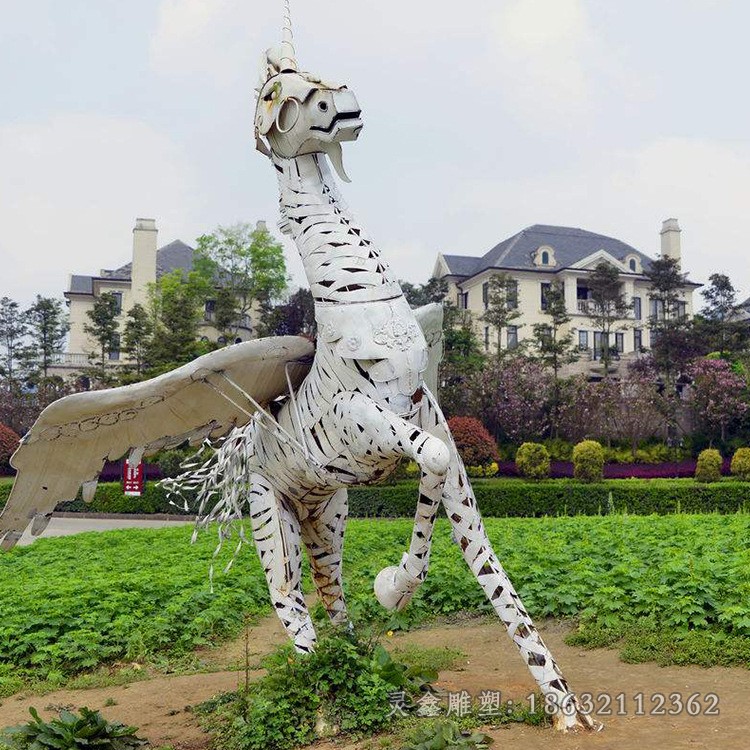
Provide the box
[0,2,594,731]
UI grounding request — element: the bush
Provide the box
[447,417,499,467]
[152,448,193,478]
[2,707,146,750]
[0,424,20,474]
[572,440,604,483]
[201,629,436,750]
[515,443,550,480]
[695,449,722,483]
[730,448,750,481]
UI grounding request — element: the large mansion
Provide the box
[56,218,254,375]
[434,219,700,376]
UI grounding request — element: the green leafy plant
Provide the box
[730,447,750,481]
[514,443,550,480]
[572,440,604,483]
[401,719,493,750]
[200,629,437,750]
[1,707,146,750]
[695,448,722,483]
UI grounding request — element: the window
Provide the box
[457,291,468,309]
[629,258,637,272]
[633,296,642,320]
[649,298,664,319]
[507,325,519,350]
[634,328,643,352]
[541,250,550,265]
[484,326,489,351]
[482,282,489,309]
[506,280,519,309]
[205,299,216,321]
[677,301,687,318]
[615,332,625,353]
[111,292,122,314]
[540,282,551,310]
[108,333,120,361]
[578,330,589,350]
[593,331,608,360]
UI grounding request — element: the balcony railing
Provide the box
[576,299,594,314]
[49,352,89,367]
[203,312,253,330]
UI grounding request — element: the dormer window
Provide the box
[625,254,641,273]
[534,245,556,267]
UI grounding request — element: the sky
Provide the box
[1,0,749,310]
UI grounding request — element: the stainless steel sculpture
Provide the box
[0,1,595,731]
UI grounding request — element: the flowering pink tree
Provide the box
[598,374,666,455]
[469,356,552,442]
[687,358,749,442]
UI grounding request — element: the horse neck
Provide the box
[274,153,402,306]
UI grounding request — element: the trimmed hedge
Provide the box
[3,478,750,518]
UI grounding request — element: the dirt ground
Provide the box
[0,615,745,750]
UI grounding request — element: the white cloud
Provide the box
[149,0,259,82]
[487,0,595,122]
[0,114,199,305]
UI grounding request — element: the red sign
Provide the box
[123,460,144,496]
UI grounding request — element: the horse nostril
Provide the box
[318,101,329,112]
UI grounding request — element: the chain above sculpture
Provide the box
[0,0,597,732]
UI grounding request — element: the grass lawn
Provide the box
[1,515,750,696]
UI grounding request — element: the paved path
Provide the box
[17,516,193,546]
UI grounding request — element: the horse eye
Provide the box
[318,101,329,112]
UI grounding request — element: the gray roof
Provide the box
[68,240,195,294]
[441,224,653,279]
[68,274,94,294]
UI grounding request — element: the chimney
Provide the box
[660,218,681,267]
[256,220,268,233]
[131,218,158,306]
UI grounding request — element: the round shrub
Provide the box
[447,416,499,467]
[695,448,722,483]
[0,423,21,474]
[515,442,550,480]
[572,440,604,483]
[730,448,750,481]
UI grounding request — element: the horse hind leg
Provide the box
[247,473,316,653]
[299,488,350,627]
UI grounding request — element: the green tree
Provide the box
[439,304,485,415]
[588,262,629,376]
[24,296,69,380]
[194,222,288,339]
[82,293,120,385]
[0,297,29,381]
[146,268,212,371]
[480,273,521,357]
[122,303,154,375]
[645,256,696,385]
[699,273,747,357]
[400,277,449,308]
[531,281,577,434]
[258,287,317,339]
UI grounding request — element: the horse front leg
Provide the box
[373,390,597,732]
[373,389,447,610]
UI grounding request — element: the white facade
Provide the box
[57,218,254,376]
[434,219,699,375]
